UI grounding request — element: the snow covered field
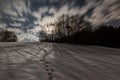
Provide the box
[0,42,120,80]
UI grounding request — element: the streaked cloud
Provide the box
[0,0,119,41]
[17,33,39,42]
[88,0,120,25]
[0,23,7,29]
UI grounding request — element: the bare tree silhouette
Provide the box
[0,29,17,42]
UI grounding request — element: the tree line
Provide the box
[40,15,120,47]
[40,15,90,41]
[0,29,17,42]
[55,25,120,47]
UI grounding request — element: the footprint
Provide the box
[40,59,44,61]
[45,68,50,71]
[48,76,53,80]
[45,61,49,64]
[47,72,52,76]
[50,69,55,72]
[45,65,49,67]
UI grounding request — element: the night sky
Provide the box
[0,0,120,42]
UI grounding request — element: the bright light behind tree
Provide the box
[44,25,55,35]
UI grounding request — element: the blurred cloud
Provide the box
[0,0,119,41]
[17,33,39,42]
[88,0,120,25]
[10,23,22,27]
[7,28,23,33]
[0,23,7,29]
